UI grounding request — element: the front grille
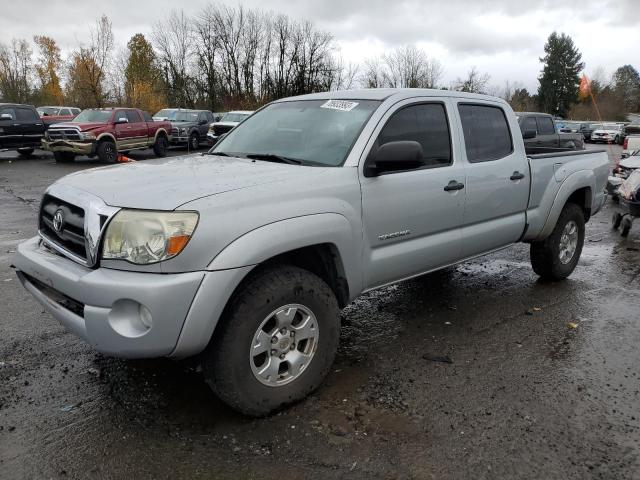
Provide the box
[39,194,86,260]
[47,128,81,141]
[213,124,233,135]
[171,127,180,136]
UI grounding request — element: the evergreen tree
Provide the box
[612,65,640,113]
[537,32,584,117]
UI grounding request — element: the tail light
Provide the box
[623,137,628,150]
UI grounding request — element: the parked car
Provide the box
[37,106,81,125]
[14,89,608,416]
[0,103,46,157]
[591,123,623,144]
[168,109,216,150]
[41,108,171,163]
[623,135,640,157]
[207,110,253,145]
[517,112,584,154]
[558,121,593,141]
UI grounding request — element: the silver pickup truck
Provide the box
[14,89,609,416]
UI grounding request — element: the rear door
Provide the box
[0,106,19,148]
[455,102,530,258]
[125,110,148,146]
[15,107,45,147]
[360,99,466,289]
[535,115,559,151]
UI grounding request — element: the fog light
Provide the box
[139,304,153,329]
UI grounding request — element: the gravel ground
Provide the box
[1,144,639,479]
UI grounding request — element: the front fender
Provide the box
[207,213,362,300]
[535,170,594,241]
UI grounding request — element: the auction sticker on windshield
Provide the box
[321,100,359,112]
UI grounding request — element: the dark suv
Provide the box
[164,109,215,150]
[0,103,46,157]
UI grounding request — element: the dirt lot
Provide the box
[1,145,639,479]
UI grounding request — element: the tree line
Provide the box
[0,6,638,121]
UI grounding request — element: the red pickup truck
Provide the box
[41,108,172,163]
[37,106,81,126]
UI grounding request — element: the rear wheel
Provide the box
[97,140,117,163]
[17,147,34,157]
[53,151,76,163]
[202,265,340,416]
[530,203,585,280]
[153,135,168,157]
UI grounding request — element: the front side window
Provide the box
[212,100,380,167]
[536,116,556,135]
[458,104,513,162]
[60,108,71,116]
[16,107,39,122]
[125,110,142,123]
[0,107,16,120]
[376,103,452,168]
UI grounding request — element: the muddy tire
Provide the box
[530,203,585,280]
[53,151,76,163]
[621,218,632,237]
[17,148,34,157]
[153,135,168,157]
[202,264,340,417]
[97,140,117,163]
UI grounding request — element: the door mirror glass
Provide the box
[522,129,537,139]
[0,113,13,120]
[115,117,128,124]
[367,141,425,176]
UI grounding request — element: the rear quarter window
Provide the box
[458,104,513,162]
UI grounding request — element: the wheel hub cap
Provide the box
[250,304,319,387]
[559,220,578,264]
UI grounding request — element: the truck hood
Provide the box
[54,154,329,210]
[49,121,107,132]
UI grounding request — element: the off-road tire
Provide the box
[53,151,76,163]
[202,264,340,417]
[530,203,585,280]
[153,135,168,157]
[96,140,117,163]
[17,148,34,157]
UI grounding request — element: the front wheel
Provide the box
[530,203,585,280]
[97,141,117,163]
[153,135,168,157]
[189,132,200,150]
[202,265,340,416]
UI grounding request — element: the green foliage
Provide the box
[612,65,640,113]
[537,32,584,117]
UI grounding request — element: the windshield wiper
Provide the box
[245,153,302,165]
[207,151,232,157]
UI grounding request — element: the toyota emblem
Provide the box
[52,209,65,233]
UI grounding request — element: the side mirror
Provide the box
[365,141,425,177]
[522,129,537,139]
[0,113,13,120]
[199,119,208,125]
[115,117,128,124]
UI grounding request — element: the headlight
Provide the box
[102,210,199,264]
[80,131,96,140]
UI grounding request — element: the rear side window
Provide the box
[60,108,71,116]
[377,103,452,168]
[126,110,142,123]
[141,111,153,122]
[458,104,513,162]
[536,116,556,135]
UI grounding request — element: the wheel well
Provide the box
[97,135,115,144]
[259,244,350,308]
[567,187,592,221]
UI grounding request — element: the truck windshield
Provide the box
[211,100,381,166]
[73,110,112,123]
[174,112,199,122]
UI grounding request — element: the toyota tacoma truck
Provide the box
[14,89,609,416]
[41,108,171,163]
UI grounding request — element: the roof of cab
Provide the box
[275,88,509,104]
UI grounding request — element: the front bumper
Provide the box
[14,236,252,359]
[41,139,95,155]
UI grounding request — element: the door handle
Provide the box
[444,180,465,192]
[510,171,525,181]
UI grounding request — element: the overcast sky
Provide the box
[1,0,638,92]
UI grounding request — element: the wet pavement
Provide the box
[1,145,639,479]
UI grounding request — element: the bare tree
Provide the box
[361,45,443,89]
[0,38,33,103]
[454,66,491,94]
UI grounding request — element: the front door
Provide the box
[455,102,530,258]
[360,100,466,289]
[16,106,45,147]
